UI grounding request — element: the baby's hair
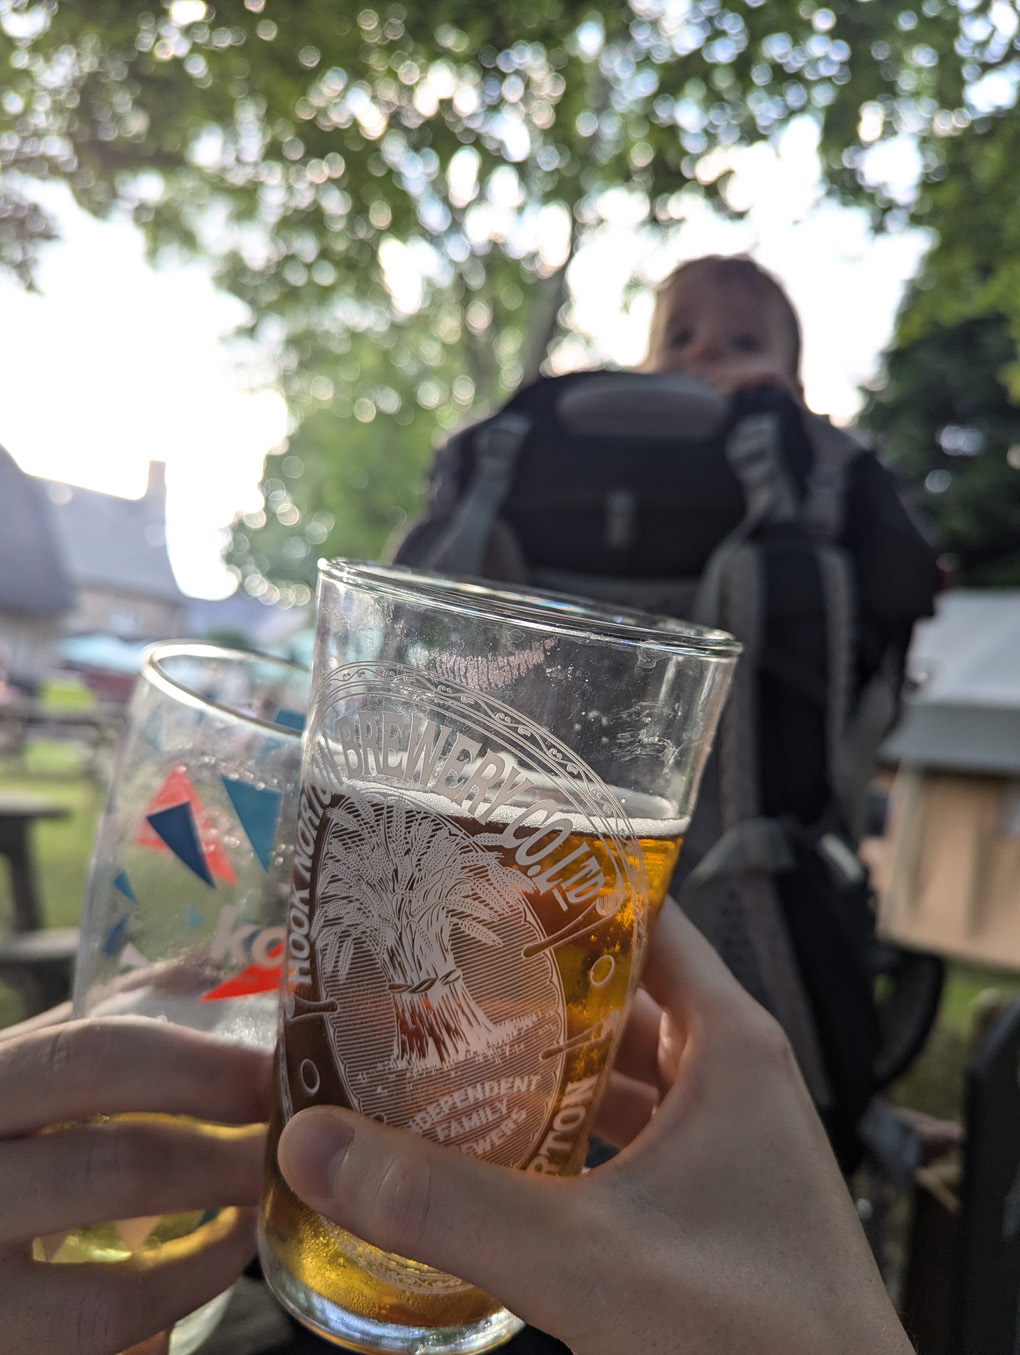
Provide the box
[645,254,802,382]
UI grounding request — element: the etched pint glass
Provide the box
[259,562,739,1354]
[50,642,307,1355]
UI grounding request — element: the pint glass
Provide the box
[50,642,307,1355]
[259,562,739,1354]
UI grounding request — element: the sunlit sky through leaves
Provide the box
[0,126,929,599]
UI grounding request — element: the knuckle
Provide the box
[73,1285,121,1355]
[746,1003,797,1069]
[223,1049,273,1123]
[48,1020,121,1086]
[372,1154,434,1259]
[80,1122,147,1206]
[1,1275,121,1355]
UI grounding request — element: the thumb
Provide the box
[278,1105,590,1330]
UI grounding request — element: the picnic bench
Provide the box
[0,790,78,1015]
[0,703,122,779]
[0,926,79,1015]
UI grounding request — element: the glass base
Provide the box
[167,1285,235,1355]
[259,1235,524,1355]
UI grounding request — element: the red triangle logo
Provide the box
[199,955,282,1002]
[136,765,238,885]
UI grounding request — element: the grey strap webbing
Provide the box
[805,419,892,837]
[800,413,863,538]
[691,411,795,630]
[681,410,871,1114]
[833,647,902,841]
[420,411,531,576]
[695,409,874,834]
[684,817,795,888]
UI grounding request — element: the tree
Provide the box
[861,309,1020,586]
[1,0,1012,588]
[223,318,461,605]
[857,66,1020,588]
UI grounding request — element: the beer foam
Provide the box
[326,779,688,841]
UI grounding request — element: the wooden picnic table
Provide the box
[0,790,78,1016]
[0,789,69,933]
[0,703,123,779]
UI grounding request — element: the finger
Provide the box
[0,1119,265,1244]
[641,901,760,1030]
[628,906,822,1163]
[278,1106,595,1334]
[0,1019,272,1136]
[0,1002,73,1041]
[626,903,784,1112]
[610,987,664,1087]
[3,1205,255,1355]
[593,1071,659,1149]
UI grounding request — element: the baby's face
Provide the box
[646,273,799,396]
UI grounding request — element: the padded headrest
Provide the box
[555,372,728,440]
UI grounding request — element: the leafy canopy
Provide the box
[1,0,1014,597]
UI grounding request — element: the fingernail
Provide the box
[280,1108,355,1199]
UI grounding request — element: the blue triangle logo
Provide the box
[222,777,283,873]
[103,914,130,957]
[112,871,138,904]
[146,803,215,887]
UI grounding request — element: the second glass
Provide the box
[259,562,739,1354]
[57,642,308,1355]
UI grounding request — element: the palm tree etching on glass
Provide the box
[311,782,531,1068]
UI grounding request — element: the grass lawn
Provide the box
[890,960,1020,1123]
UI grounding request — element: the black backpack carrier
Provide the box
[392,370,942,1173]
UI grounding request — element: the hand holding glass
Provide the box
[53,642,307,1355]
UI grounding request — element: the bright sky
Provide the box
[0,181,288,599]
[0,125,931,599]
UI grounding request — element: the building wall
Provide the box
[0,612,63,690]
[66,586,189,641]
[41,461,189,643]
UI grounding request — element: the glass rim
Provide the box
[319,559,741,659]
[142,640,307,735]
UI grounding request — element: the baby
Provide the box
[641,254,803,399]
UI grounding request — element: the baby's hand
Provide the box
[701,359,802,400]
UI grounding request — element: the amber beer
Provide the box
[259,791,683,1345]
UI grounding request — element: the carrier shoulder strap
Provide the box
[682,411,865,1113]
[695,409,882,834]
[693,408,863,620]
[418,411,531,576]
[800,411,864,538]
[803,415,911,838]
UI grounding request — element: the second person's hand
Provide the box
[0,1017,271,1355]
[279,904,913,1355]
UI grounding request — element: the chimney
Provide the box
[145,460,167,503]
